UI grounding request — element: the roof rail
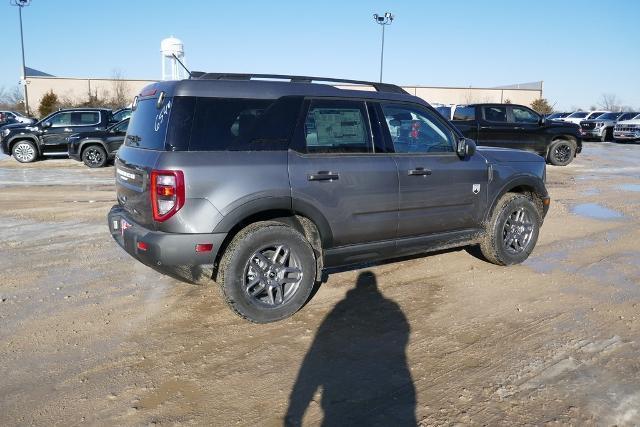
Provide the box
[193,72,409,95]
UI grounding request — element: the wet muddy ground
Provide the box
[1,143,640,425]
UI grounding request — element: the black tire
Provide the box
[11,140,38,163]
[479,193,541,266]
[82,145,108,168]
[216,223,317,323]
[547,139,575,166]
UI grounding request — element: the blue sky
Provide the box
[1,0,639,110]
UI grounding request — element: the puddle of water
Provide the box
[572,203,623,220]
[619,184,640,192]
[582,188,600,196]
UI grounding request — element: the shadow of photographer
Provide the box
[285,271,416,426]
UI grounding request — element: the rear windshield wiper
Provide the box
[126,134,142,146]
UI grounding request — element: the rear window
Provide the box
[125,98,173,150]
[453,106,475,121]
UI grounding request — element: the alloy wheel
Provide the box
[14,143,35,162]
[554,144,571,163]
[243,244,304,307]
[502,207,535,254]
[85,148,104,166]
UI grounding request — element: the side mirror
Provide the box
[42,121,52,129]
[539,116,546,126]
[457,138,476,158]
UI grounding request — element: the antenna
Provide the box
[171,53,192,78]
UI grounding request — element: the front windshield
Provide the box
[568,112,588,118]
[597,113,620,120]
[619,113,640,121]
[588,112,605,119]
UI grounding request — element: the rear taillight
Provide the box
[150,170,185,222]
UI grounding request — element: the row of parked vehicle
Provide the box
[547,110,640,142]
[0,107,131,167]
[435,103,583,166]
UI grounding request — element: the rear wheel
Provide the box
[216,223,317,323]
[12,141,37,163]
[479,193,541,266]
[547,139,575,166]
[82,145,108,168]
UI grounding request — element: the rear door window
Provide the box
[303,100,371,153]
[453,106,476,121]
[71,111,100,126]
[483,106,508,122]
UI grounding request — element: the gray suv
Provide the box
[108,74,550,323]
[580,111,640,141]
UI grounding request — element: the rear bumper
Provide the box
[107,205,226,268]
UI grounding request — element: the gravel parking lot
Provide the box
[1,143,640,425]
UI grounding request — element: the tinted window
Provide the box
[189,96,301,151]
[434,106,451,119]
[512,107,539,123]
[588,112,605,119]
[49,112,72,126]
[125,97,172,150]
[303,100,370,153]
[568,112,588,118]
[453,106,475,121]
[72,111,100,125]
[112,120,129,133]
[112,109,131,122]
[382,103,455,153]
[597,112,620,120]
[484,106,507,122]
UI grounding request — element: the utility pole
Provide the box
[11,0,32,115]
[373,12,394,83]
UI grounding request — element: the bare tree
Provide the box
[110,69,130,108]
[599,94,622,112]
[0,85,27,114]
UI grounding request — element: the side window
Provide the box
[49,112,72,126]
[381,103,455,153]
[453,106,476,121]
[483,106,507,122]
[188,96,301,151]
[303,100,371,153]
[72,112,100,125]
[113,120,129,133]
[512,107,539,123]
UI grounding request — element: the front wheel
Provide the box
[547,140,575,166]
[216,223,317,323]
[479,193,541,266]
[600,128,609,142]
[82,145,108,168]
[12,141,38,163]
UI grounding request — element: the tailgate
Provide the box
[115,146,162,229]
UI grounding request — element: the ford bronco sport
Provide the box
[108,74,550,323]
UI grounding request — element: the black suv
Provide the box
[451,104,582,166]
[0,108,113,163]
[68,119,129,168]
[108,74,550,323]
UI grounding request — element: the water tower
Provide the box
[160,36,187,81]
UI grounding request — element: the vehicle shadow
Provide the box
[285,271,416,426]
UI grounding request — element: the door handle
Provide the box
[308,171,339,181]
[408,167,432,176]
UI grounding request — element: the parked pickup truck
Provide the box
[451,104,582,166]
[0,108,114,163]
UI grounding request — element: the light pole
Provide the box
[11,0,31,115]
[373,12,394,83]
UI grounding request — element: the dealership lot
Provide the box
[1,143,640,425]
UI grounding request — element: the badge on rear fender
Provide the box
[473,184,480,194]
